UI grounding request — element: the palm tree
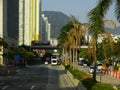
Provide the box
[58,22,74,63]
[67,28,76,68]
[69,15,89,69]
[88,0,119,80]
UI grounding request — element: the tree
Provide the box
[58,21,73,48]
[88,0,119,81]
[68,15,89,69]
[0,37,8,48]
[114,37,120,57]
[58,21,74,65]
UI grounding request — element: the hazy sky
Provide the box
[42,0,119,25]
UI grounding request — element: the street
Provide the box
[0,65,48,90]
[0,59,76,90]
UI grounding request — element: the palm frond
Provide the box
[88,0,113,37]
[115,0,120,22]
[104,31,114,50]
[69,15,78,24]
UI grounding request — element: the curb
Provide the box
[61,65,87,90]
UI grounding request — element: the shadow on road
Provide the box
[27,58,44,66]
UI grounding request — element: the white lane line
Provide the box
[30,85,35,89]
[16,69,20,72]
[2,85,9,90]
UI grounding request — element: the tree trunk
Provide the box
[73,47,75,70]
[93,41,97,81]
[93,64,97,81]
[69,47,72,67]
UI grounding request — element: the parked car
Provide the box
[88,64,103,74]
[83,60,89,66]
[88,65,94,73]
[78,60,89,66]
[78,60,84,65]
[97,63,103,72]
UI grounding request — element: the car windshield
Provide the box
[51,55,57,58]
[90,66,94,69]
[97,64,102,66]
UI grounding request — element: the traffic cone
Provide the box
[110,72,114,76]
[105,70,108,75]
[108,71,111,75]
[116,73,120,79]
[114,72,117,77]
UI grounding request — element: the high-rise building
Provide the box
[0,0,41,65]
[19,0,24,46]
[0,0,19,65]
[42,14,51,42]
[0,0,4,65]
[19,0,41,46]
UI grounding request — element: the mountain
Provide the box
[105,26,120,35]
[41,11,120,40]
[42,11,70,39]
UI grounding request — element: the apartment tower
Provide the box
[19,0,41,46]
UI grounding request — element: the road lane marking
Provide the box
[16,69,20,72]
[2,85,8,90]
[30,85,35,89]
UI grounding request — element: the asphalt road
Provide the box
[0,65,48,90]
[0,58,76,90]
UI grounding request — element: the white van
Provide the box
[51,55,58,65]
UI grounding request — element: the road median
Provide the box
[61,65,87,90]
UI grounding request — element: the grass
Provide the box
[81,78,114,90]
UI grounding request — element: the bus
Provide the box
[51,52,61,65]
[51,55,58,65]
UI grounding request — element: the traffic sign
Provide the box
[14,55,20,61]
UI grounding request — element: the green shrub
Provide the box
[92,83,114,90]
[65,66,117,90]
[82,78,114,90]
[118,87,120,90]
[81,78,97,90]
[67,67,91,80]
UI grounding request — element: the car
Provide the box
[44,61,48,65]
[83,60,89,66]
[88,65,94,73]
[45,57,51,63]
[78,60,84,65]
[57,60,61,65]
[51,55,58,65]
[97,63,103,72]
[88,64,103,74]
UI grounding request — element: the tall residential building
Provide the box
[0,0,19,65]
[42,14,51,42]
[19,0,41,46]
[0,0,41,65]
[0,0,4,65]
[0,0,4,38]
[19,0,24,46]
